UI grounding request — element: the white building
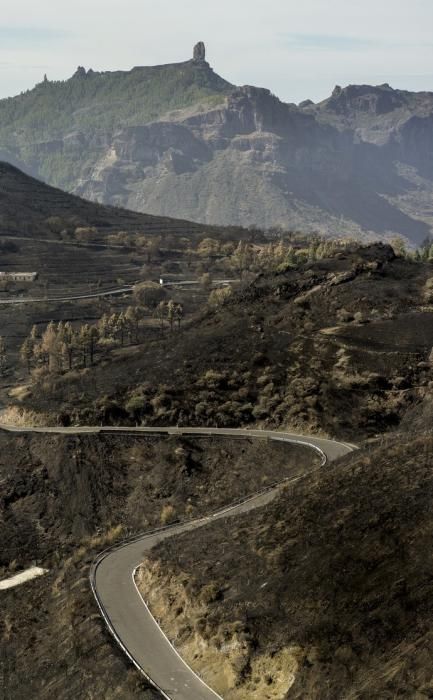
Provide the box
[0,272,38,282]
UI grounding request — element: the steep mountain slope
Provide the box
[1,45,433,242]
[0,160,238,240]
[143,431,433,698]
[304,82,433,146]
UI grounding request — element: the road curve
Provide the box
[0,424,355,699]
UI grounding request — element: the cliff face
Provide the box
[74,84,433,242]
[2,46,433,243]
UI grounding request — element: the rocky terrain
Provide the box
[2,45,433,241]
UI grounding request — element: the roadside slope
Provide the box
[90,427,352,700]
[143,432,433,699]
[0,426,322,699]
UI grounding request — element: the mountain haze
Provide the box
[1,43,433,243]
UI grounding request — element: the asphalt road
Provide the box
[0,286,134,305]
[0,424,355,699]
[0,279,237,304]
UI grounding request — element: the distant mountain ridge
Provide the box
[1,43,433,244]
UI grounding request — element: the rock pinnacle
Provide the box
[193,42,206,63]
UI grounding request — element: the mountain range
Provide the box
[2,43,433,244]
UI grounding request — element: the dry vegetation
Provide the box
[141,433,433,699]
[0,431,313,699]
[13,243,433,443]
[4,234,433,698]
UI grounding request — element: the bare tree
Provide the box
[167,300,176,332]
[154,301,167,331]
[41,321,59,371]
[20,337,34,373]
[0,336,7,376]
[174,303,184,329]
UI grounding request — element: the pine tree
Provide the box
[167,300,176,332]
[63,322,76,370]
[174,303,184,330]
[41,321,59,371]
[89,326,99,364]
[125,306,140,343]
[20,337,34,373]
[115,312,127,346]
[78,325,91,367]
[154,301,167,331]
[98,314,111,339]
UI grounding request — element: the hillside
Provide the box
[0,431,310,699]
[12,242,433,442]
[0,160,224,239]
[142,431,433,698]
[1,45,433,242]
[3,240,433,697]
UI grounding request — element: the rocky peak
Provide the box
[326,83,406,116]
[193,42,206,63]
[72,66,96,80]
[73,66,87,79]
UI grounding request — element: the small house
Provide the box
[0,272,38,282]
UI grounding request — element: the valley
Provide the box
[0,32,433,700]
[2,46,433,242]
[2,200,433,698]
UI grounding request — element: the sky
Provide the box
[1,0,433,104]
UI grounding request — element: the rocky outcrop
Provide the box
[2,48,433,243]
[193,41,206,63]
[73,84,431,242]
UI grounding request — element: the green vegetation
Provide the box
[1,62,230,138]
[0,61,231,189]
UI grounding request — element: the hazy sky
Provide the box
[1,0,433,103]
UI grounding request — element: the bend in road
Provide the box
[0,424,355,700]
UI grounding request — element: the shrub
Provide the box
[208,286,232,308]
[125,395,148,417]
[200,582,222,605]
[134,281,166,307]
[160,504,176,525]
[336,308,354,323]
[198,369,227,389]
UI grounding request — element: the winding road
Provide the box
[1,424,355,700]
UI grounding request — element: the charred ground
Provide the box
[0,431,313,699]
[3,239,433,699]
[143,432,433,698]
[16,243,433,441]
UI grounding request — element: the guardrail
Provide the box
[89,432,327,699]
